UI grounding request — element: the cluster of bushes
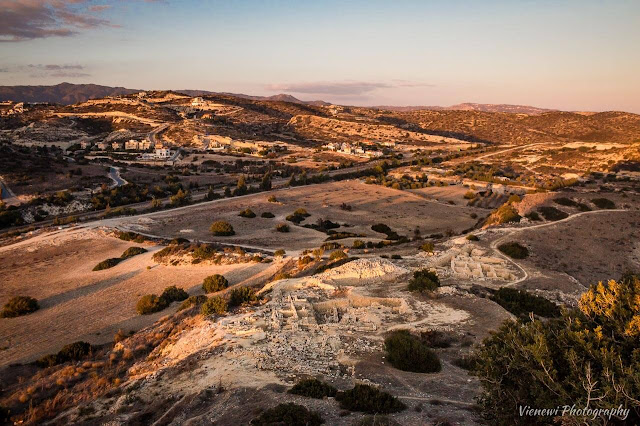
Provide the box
[286,208,310,224]
[384,330,442,373]
[0,296,39,318]
[592,197,616,209]
[288,378,337,398]
[371,223,401,240]
[93,246,148,270]
[537,206,568,221]
[498,242,529,259]
[407,269,440,292]
[116,231,145,243]
[210,220,235,236]
[553,197,591,211]
[490,287,560,319]
[202,274,229,293]
[473,274,640,424]
[238,208,256,218]
[36,341,93,368]
[136,285,188,315]
[365,173,429,191]
[250,403,323,426]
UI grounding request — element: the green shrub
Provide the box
[384,330,442,373]
[407,269,440,292]
[490,288,560,319]
[267,195,277,203]
[210,221,235,236]
[466,234,479,241]
[261,211,275,218]
[553,197,577,207]
[537,206,568,221]
[336,384,406,414]
[298,255,313,266]
[201,296,227,316]
[239,208,256,218]
[228,287,256,307]
[202,274,229,293]
[37,341,93,367]
[329,250,347,261]
[420,242,435,252]
[1,296,39,318]
[178,295,207,311]
[121,246,147,259]
[525,211,541,221]
[498,242,529,259]
[117,231,145,243]
[507,194,521,204]
[136,294,169,315]
[464,190,477,199]
[274,249,286,256]
[486,203,521,225]
[160,286,188,302]
[288,378,337,398]
[592,197,616,209]
[250,403,323,426]
[293,208,310,217]
[473,275,640,424]
[276,223,290,232]
[92,257,122,271]
[352,240,365,249]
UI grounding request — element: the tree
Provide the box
[235,175,247,196]
[473,274,640,424]
[260,172,272,190]
[407,269,439,292]
[202,274,229,293]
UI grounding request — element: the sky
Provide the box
[1,0,639,112]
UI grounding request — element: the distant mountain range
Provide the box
[0,82,560,114]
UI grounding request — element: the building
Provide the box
[112,141,124,150]
[191,97,205,107]
[80,140,92,149]
[97,142,109,150]
[155,148,173,158]
[125,139,152,150]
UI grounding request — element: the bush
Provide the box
[592,197,616,209]
[352,240,365,249]
[420,242,434,252]
[464,190,476,199]
[490,287,560,319]
[228,287,256,307]
[201,296,227,316]
[274,249,285,256]
[486,203,521,225]
[384,330,442,373]
[202,274,229,293]
[92,257,122,271]
[239,208,256,218]
[160,285,188,302]
[37,341,93,367]
[473,274,640,424]
[267,195,277,203]
[293,208,309,217]
[336,384,406,414]
[553,197,577,207]
[329,250,347,261]
[121,246,147,259]
[250,403,323,426]
[1,296,39,318]
[298,255,313,266]
[537,206,568,221]
[288,378,337,398]
[261,211,275,218]
[407,269,440,292]
[466,234,479,241]
[498,242,529,259]
[275,223,290,232]
[507,194,521,203]
[178,295,207,311]
[525,211,541,221]
[210,221,235,236]
[117,231,145,243]
[136,294,169,315]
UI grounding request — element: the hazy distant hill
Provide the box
[374,103,556,114]
[0,83,138,105]
[177,89,330,106]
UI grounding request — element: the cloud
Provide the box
[266,80,433,96]
[0,0,158,42]
[19,63,91,78]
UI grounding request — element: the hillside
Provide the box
[373,103,556,114]
[0,83,138,105]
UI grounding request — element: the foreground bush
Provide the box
[201,296,227,316]
[210,221,235,236]
[288,378,337,398]
[121,246,147,259]
[491,287,560,319]
[92,257,122,271]
[178,295,207,311]
[336,384,406,414]
[136,294,168,315]
[37,341,93,367]
[407,269,440,292]
[498,242,529,259]
[474,274,640,424]
[229,287,256,307]
[202,274,229,293]
[1,296,39,318]
[160,285,188,302]
[238,208,256,218]
[384,330,442,373]
[250,403,323,426]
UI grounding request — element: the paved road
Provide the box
[108,167,128,187]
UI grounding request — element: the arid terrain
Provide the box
[1,88,639,425]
